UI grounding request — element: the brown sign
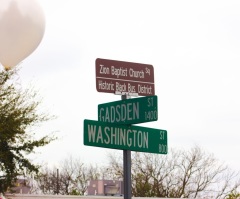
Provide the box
[96,58,155,96]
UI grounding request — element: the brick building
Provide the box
[87,180,123,196]
[9,179,31,194]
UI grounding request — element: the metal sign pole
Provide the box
[122,94,131,199]
[123,150,131,199]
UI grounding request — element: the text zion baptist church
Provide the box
[97,64,154,95]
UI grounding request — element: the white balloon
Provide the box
[0,0,45,70]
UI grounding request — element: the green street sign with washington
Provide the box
[83,119,168,154]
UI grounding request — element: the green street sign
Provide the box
[83,119,167,154]
[98,95,158,125]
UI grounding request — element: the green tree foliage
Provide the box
[0,69,56,193]
[226,191,240,199]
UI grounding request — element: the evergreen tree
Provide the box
[0,69,56,193]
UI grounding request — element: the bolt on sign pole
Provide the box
[122,94,132,199]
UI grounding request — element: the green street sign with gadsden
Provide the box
[83,119,167,154]
[98,96,158,125]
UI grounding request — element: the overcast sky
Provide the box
[5,0,240,170]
